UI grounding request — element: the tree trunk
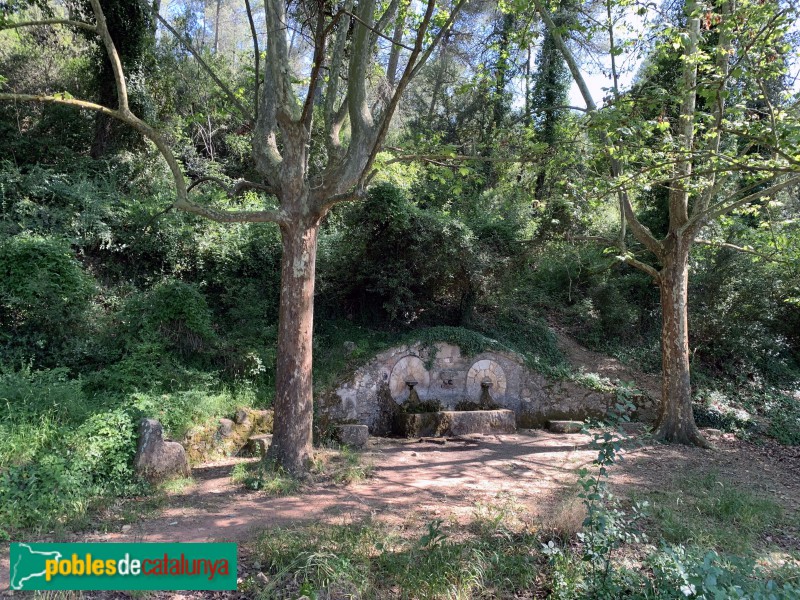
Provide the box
[266,217,320,473]
[214,0,221,54]
[653,236,708,447]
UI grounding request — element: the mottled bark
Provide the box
[267,215,321,473]
[653,235,708,447]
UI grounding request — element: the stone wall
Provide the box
[322,342,656,432]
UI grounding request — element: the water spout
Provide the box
[479,378,497,409]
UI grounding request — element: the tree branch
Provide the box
[244,0,260,120]
[620,255,662,281]
[0,92,188,201]
[188,176,275,197]
[695,239,794,265]
[264,0,301,125]
[156,13,254,123]
[382,149,544,165]
[695,175,800,224]
[89,0,129,112]
[532,0,596,112]
[533,0,663,261]
[0,18,96,32]
[172,199,288,224]
[301,3,327,128]
[345,8,414,51]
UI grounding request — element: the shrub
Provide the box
[119,279,216,355]
[0,235,95,364]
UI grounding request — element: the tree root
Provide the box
[652,423,711,449]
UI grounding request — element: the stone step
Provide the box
[548,420,584,434]
[242,434,272,456]
[335,424,369,448]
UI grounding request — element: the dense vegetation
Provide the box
[1,0,799,595]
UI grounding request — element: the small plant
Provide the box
[331,446,373,485]
[543,386,648,598]
[398,396,442,414]
[692,389,756,436]
[230,459,300,495]
[418,518,448,548]
[575,393,648,595]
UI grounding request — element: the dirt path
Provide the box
[86,431,800,547]
[89,431,598,544]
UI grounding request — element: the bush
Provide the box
[0,368,140,537]
[0,235,95,364]
[319,183,491,325]
[71,409,137,493]
[119,279,216,355]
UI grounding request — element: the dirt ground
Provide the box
[2,428,798,596]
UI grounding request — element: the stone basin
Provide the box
[395,409,516,438]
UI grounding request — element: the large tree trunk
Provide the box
[653,236,708,447]
[266,217,320,473]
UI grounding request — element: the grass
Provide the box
[231,446,374,496]
[314,445,375,485]
[230,460,301,495]
[158,476,195,494]
[636,472,785,554]
[249,517,541,600]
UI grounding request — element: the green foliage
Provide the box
[0,235,95,363]
[120,279,215,352]
[253,518,539,599]
[131,387,248,440]
[647,547,800,600]
[0,368,140,537]
[543,390,797,599]
[320,183,512,326]
[642,472,784,554]
[0,365,89,425]
[231,459,300,495]
[692,390,756,436]
[765,392,800,446]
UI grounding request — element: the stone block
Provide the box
[134,418,190,483]
[218,418,235,438]
[335,424,369,448]
[395,409,516,437]
[443,409,516,436]
[243,434,272,456]
[548,420,584,434]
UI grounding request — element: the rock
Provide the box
[548,420,584,434]
[134,418,190,483]
[252,410,274,431]
[256,572,269,585]
[244,434,272,456]
[218,418,235,438]
[121,524,131,532]
[343,340,357,355]
[619,422,648,434]
[335,424,369,448]
[234,409,250,425]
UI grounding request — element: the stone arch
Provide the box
[389,355,430,402]
[466,359,507,401]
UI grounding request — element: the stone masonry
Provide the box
[323,341,656,433]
